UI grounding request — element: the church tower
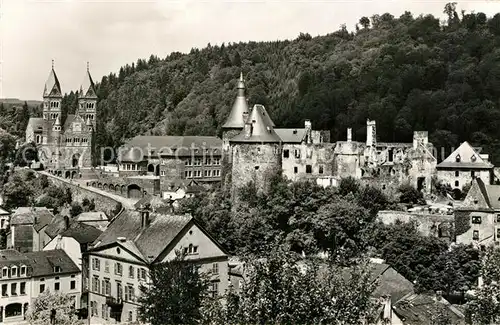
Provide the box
[77,62,97,130]
[222,72,250,151]
[42,60,62,135]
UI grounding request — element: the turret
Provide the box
[222,73,250,150]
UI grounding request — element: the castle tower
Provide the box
[222,72,250,151]
[77,62,97,130]
[229,104,282,203]
[42,60,62,125]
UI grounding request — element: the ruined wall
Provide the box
[377,210,454,239]
[333,141,362,178]
[407,147,436,193]
[231,143,282,199]
[281,143,335,181]
[437,169,491,191]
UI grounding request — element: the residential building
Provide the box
[454,177,500,247]
[0,249,80,323]
[7,207,54,253]
[437,141,494,198]
[86,207,230,323]
[25,62,96,178]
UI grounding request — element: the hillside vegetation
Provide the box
[16,4,500,163]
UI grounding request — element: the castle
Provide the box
[25,62,96,178]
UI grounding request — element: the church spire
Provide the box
[79,63,97,99]
[43,61,62,98]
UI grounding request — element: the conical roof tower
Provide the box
[79,62,97,99]
[222,72,250,129]
[43,60,62,98]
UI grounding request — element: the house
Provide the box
[86,206,230,323]
[437,142,494,198]
[454,177,500,246]
[7,207,54,252]
[0,249,80,323]
[0,208,10,230]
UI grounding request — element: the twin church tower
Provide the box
[25,62,97,177]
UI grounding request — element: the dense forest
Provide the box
[6,4,500,163]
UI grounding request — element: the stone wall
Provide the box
[377,210,454,239]
[42,173,122,216]
[281,143,335,181]
[437,169,491,192]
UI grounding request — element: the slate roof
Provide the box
[437,141,493,169]
[79,69,97,99]
[60,222,102,244]
[275,128,306,144]
[43,67,62,97]
[230,104,281,143]
[464,177,500,211]
[118,136,222,161]
[44,216,68,239]
[393,294,465,325]
[27,118,50,132]
[24,249,79,277]
[10,207,54,228]
[92,210,192,262]
[222,73,250,129]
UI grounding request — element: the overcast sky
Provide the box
[2,0,500,100]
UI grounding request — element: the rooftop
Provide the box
[230,104,281,143]
[24,250,80,277]
[10,207,54,229]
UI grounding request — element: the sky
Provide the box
[2,0,500,100]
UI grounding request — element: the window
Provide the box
[213,158,221,165]
[10,283,16,296]
[306,165,312,174]
[2,284,7,296]
[104,261,109,273]
[20,266,26,276]
[456,154,461,162]
[205,158,212,165]
[497,214,500,223]
[70,280,76,290]
[141,269,146,281]
[160,170,166,176]
[11,267,17,277]
[194,159,202,166]
[455,180,459,187]
[473,230,480,241]
[283,150,289,158]
[39,284,45,293]
[20,282,26,295]
[294,149,301,159]
[53,266,61,273]
[129,266,134,279]
[2,267,7,278]
[319,165,324,174]
[497,228,500,241]
[455,171,459,177]
[213,170,221,177]
[125,284,135,301]
[105,279,111,296]
[471,171,475,177]
[185,170,192,178]
[117,282,123,300]
[255,166,260,170]
[92,276,100,292]
[472,216,482,224]
[129,311,133,322]
[54,282,60,291]
[93,258,100,271]
[210,282,219,298]
[102,305,108,320]
[115,263,122,276]
[212,263,218,274]
[204,170,211,177]
[294,167,298,174]
[185,159,192,166]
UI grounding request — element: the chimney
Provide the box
[347,128,352,142]
[366,119,376,147]
[141,204,151,229]
[64,216,70,230]
[413,131,428,149]
[304,119,312,130]
[244,122,253,139]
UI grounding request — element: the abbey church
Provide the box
[25,63,97,178]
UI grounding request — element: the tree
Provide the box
[26,290,82,325]
[2,173,34,209]
[398,183,425,205]
[359,16,370,29]
[138,252,209,325]
[69,203,83,218]
[338,176,360,196]
[202,246,378,325]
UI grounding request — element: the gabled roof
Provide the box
[275,128,306,144]
[24,249,79,277]
[222,73,250,129]
[43,67,62,98]
[0,208,9,216]
[79,68,97,99]
[437,141,493,169]
[91,210,192,262]
[230,104,281,143]
[462,177,500,211]
[27,118,50,133]
[76,212,108,222]
[10,207,54,227]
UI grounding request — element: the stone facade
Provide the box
[25,64,96,177]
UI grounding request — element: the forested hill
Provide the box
[72,6,500,162]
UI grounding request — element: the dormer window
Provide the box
[456,154,461,162]
[11,266,17,277]
[471,155,477,162]
[2,267,7,278]
[472,216,482,224]
[20,266,26,276]
[53,266,61,273]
